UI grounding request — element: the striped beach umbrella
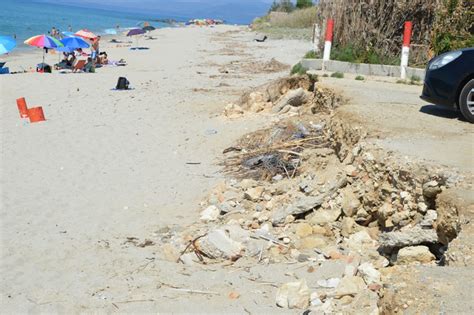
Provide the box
[0,36,16,55]
[24,34,64,71]
[75,29,98,40]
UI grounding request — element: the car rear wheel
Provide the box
[459,79,474,123]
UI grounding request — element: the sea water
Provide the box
[0,0,173,50]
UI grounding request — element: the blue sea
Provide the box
[0,0,179,50]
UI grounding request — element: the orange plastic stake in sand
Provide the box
[28,107,46,123]
[16,97,29,118]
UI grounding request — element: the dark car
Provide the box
[421,47,474,123]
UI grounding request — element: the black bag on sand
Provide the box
[116,77,130,90]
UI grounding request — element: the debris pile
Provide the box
[224,74,340,117]
[154,75,463,313]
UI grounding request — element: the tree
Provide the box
[296,0,313,9]
[269,0,295,13]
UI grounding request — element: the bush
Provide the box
[304,50,320,59]
[296,0,313,9]
[355,75,365,81]
[291,62,307,75]
[267,6,318,28]
[331,71,344,78]
[331,45,399,65]
[269,0,295,13]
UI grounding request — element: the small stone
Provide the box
[200,205,220,222]
[357,262,381,285]
[335,276,366,298]
[312,225,328,235]
[244,187,264,202]
[317,278,341,288]
[275,280,310,309]
[345,165,357,177]
[283,237,291,244]
[295,223,313,238]
[423,181,441,198]
[299,236,327,249]
[239,179,257,190]
[400,191,411,200]
[417,202,428,214]
[341,217,356,237]
[420,210,437,227]
[396,245,435,264]
[310,209,341,226]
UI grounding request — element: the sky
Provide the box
[35,0,277,24]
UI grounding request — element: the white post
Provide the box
[400,21,412,80]
[322,19,334,62]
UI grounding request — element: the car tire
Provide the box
[459,79,474,123]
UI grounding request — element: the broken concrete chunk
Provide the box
[200,205,220,222]
[423,180,441,199]
[244,186,264,202]
[275,280,310,309]
[335,276,366,298]
[379,226,438,249]
[309,209,341,226]
[357,262,381,285]
[272,195,324,225]
[195,229,243,260]
[273,88,307,113]
[396,245,435,264]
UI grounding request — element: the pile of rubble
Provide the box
[224,74,340,117]
[156,75,464,313]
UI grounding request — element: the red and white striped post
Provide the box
[400,21,412,79]
[323,19,334,62]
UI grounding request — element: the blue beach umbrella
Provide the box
[0,36,16,55]
[62,31,76,38]
[61,36,90,49]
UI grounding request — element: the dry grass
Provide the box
[222,120,329,180]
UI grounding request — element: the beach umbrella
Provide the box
[75,29,98,40]
[127,28,146,49]
[61,31,75,37]
[142,25,156,32]
[61,36,90,49]
[24,34,63,70]
[127,28,146,36]
[0,36,16,55]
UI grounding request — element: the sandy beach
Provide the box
[1,25,309,312]
[2,22,473,314]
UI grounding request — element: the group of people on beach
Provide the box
[53,33,109,72]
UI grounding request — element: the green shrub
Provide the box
[291,62,307,75]
[330,71,344,78]
[330,45,399,65]
[355,75,365,81]
[322,73,329,77]
[269,0,295,13]
[304,50,320,59]
[296,0,313,9]
[410,75,421,82]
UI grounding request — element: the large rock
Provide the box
[272,195,324,225]
[195,228,243,260]
[379,226,438,249]
[275,280,310,309]
[272,88,307,113]
[272,176,347,225]
[396,245,435,264]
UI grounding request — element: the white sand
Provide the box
[0,26,309,312]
